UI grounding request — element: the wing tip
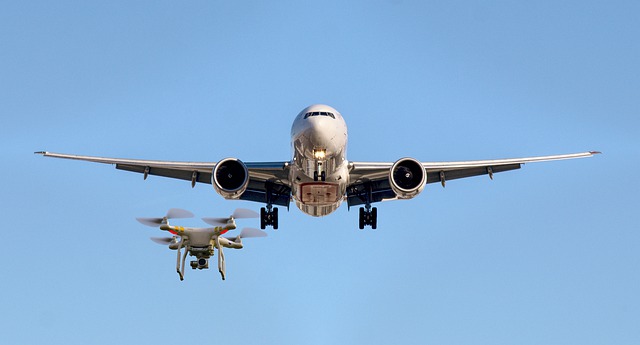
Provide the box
[589,151,602,155]
[34,151,47,155]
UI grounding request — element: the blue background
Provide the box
[2,1,638,344]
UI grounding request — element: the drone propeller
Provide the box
[137,208,194,227]
[202,208,259,226]
[238,227,268,238]
[149,237,175,245]
[226,227,268,242]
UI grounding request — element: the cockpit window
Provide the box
[304,111,335,119]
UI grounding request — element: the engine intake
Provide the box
[212,158,249,199]
[389,158,426,199]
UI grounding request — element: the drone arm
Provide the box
[162,224,186,235]
[218,236,243,250]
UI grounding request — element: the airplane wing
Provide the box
[346,151,600,208]
[35,151,292,207]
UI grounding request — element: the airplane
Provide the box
[137,208,267,280]
[37,104,600,230]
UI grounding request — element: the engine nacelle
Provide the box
[212,158,249,199]
[389,158,426,199]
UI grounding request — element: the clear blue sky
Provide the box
[2,1,638,344]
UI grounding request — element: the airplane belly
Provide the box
[295,202,340,217]
[299,182,340,204]
[291,182,345,217]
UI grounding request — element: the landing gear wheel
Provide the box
[371,207,377,229]
[358,206,378,229]
[321,171,326,181]
[260,207,266,229]
[273,207,279,230]
[313,171,318,181]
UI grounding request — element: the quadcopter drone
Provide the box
[137,208,266,281]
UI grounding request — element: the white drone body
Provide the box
[137,208,266,280]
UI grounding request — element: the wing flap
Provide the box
[426,164,521,184]
[346,179,397,207]
[242,179,291,207]
[116,164,213,184]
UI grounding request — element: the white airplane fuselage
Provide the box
[289,104,349,217]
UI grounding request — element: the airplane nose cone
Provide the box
[308,120,331,145]
[291,106,348,159]
[304,117,346,153]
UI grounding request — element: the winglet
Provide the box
[34,151,47,155]
[589,151,602,155]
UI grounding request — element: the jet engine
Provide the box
[389,158,426,199]
[212,158,249,199]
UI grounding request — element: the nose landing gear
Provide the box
[313,171,326,182]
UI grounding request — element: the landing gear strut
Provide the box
[356,181,377,229]
[260,205,278,230]
[260,182,281,230]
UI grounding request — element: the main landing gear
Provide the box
[359,205,377,229]
[260,205,278,230]
[354,181,377,229]
[260,181,283,230]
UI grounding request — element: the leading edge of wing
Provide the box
[36,151,291,182]
[35,151,217,170]
[421,151,600,170]
[350,151,600,172]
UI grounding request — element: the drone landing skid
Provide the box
[175,239,188,281]
[215,237,226,281]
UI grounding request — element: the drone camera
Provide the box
[190,258,209,270]
[198,258,208,268]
